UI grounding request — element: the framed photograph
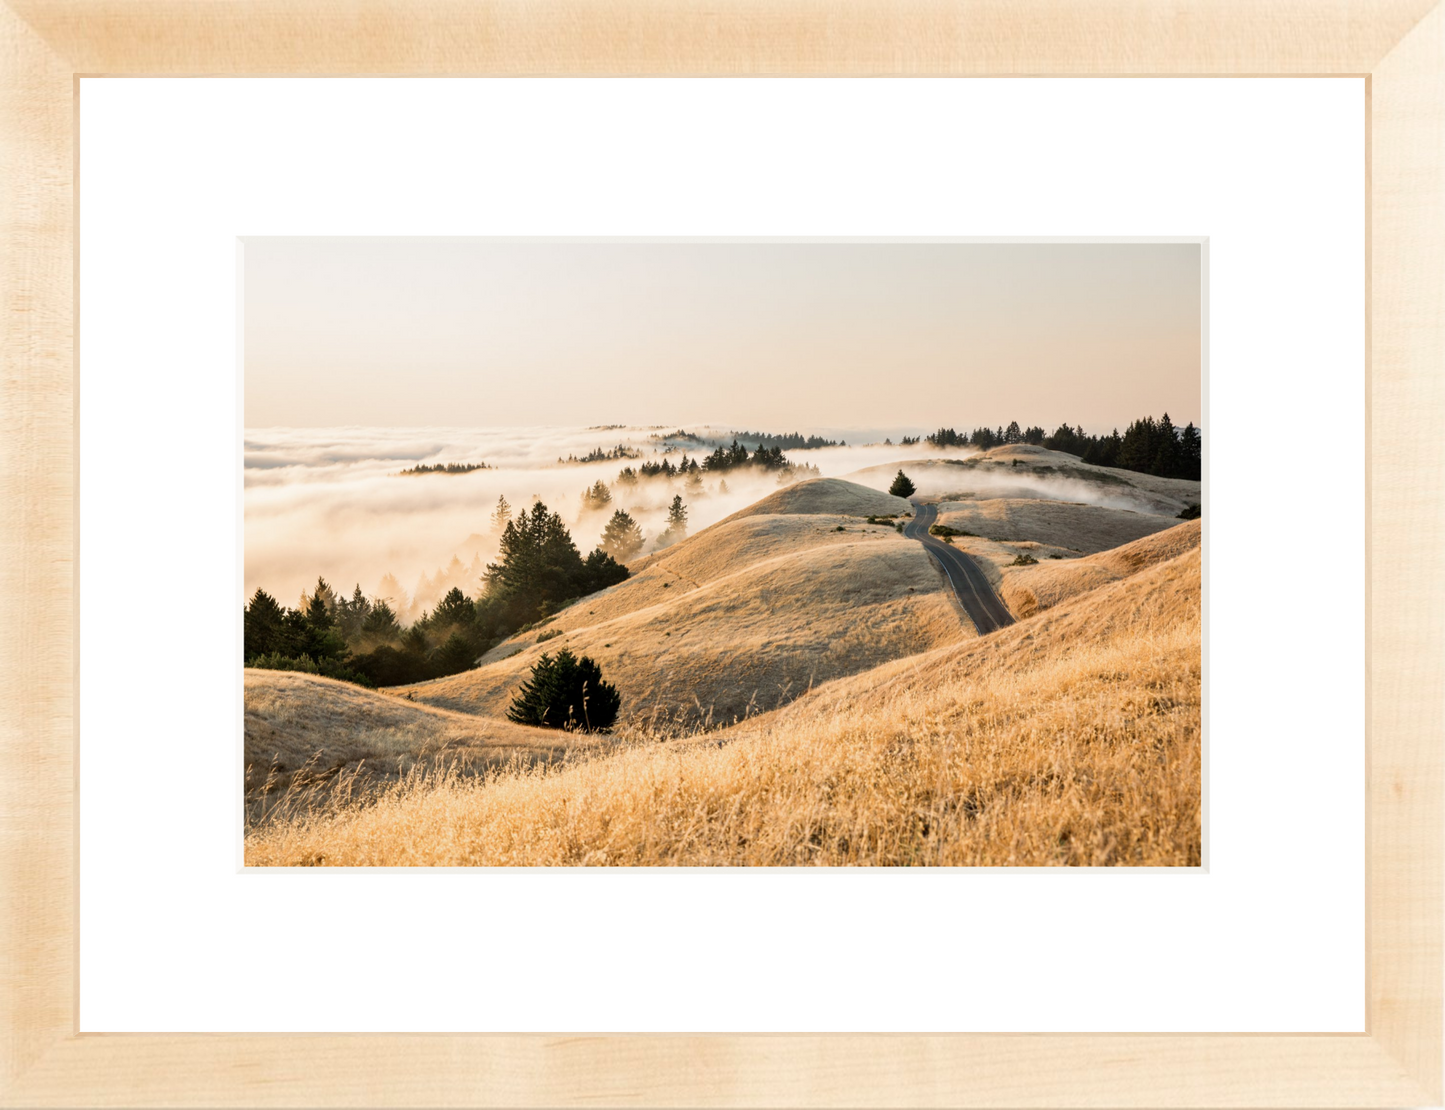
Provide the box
[3,0,1440,1105]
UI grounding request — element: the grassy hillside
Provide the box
[404,501,966,728]
[244,670,601,816]
[246,547,1201,867]
[933,497,1179,555]
[996,518,1201,618]
[723,476,912,519]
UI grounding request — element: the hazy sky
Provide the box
[244,239,1201,433]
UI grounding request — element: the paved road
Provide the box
[903,502,1016,635]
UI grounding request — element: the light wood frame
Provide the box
[1,1,1440,1105]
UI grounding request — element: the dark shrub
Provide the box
[507,649,620,732]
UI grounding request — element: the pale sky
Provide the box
[243,239,1201,433]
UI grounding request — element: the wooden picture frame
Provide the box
[1,1,1439,1104]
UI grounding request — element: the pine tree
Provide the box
[506,649,621,731]
[431,586,476,630]
[304,577,336,629]
[1152,412,1183,478]
[1180,422,1203,480]
[243,588,288,660]
[599,509,645,562]
[484,501,585,612]
[489,494,513,534]
[888,470,916,497]
[581,480,612,512]
[361,599,401,638]
[1004,420,1023,444]
[658,495,689,547]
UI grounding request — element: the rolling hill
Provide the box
[244,669,603,812]
[402,479,965,728]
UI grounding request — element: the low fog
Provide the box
[244,425,1158,617]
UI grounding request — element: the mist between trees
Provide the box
[244,499,631,688]
[242,438,831,688]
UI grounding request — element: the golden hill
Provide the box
[404,496,966,728]
[723,476,913,520]
[246,546,1201,867]
[934,497,1180,554]
[996,518,1201,618]
[244,669,602,810]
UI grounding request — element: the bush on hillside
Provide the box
[506,649,620,732]
[1177,503,1201,520]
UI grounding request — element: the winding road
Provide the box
[903,502,1016,635]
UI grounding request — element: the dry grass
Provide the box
[245,550,1201,867]
[723,477,912,520]
[243,670,606,818]
[405,506,967,728]
[934,497,1179,554]
[998,519,1201,618]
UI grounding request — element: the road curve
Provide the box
[903,502,1016,635]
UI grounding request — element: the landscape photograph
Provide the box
[242,238,1203,867]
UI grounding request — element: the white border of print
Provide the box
[79,77,1361,1034]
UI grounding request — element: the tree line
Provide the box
[397,462,490,475]
[244,500,630,688]
[724,430,841,450]
[617,442,820,485]
[558,444,641,464]
[925,414,1202,481]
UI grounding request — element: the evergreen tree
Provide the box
[599,509,645,562]
[1004,420,1023,444]
[580,480,612,512]
[1180,422,1203,481]
[658,495,689,547]
[431,586,476,631]
[506,649,620,731]
[335,584,371,640]
[888,470,916,497]
[303,577,337,629]
[489,494,513,534]
[375,571,405,610]
[1152,412,1183,478]
[361,599,401,638]
[581,548,629,593]
[243,588,288,660]
[434,632,479,675]
[485,501,586,614]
